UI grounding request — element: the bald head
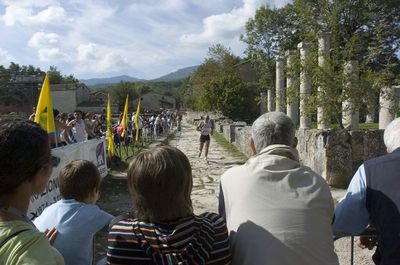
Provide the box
[384,117,400,153]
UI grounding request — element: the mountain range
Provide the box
[80,65,198,87]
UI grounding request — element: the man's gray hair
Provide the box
[384,117,400,153]
[251,112,295,153]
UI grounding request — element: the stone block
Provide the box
[222,125,233,142]
[324,130,352,187]
[222,124,246,143]
[363,130,386,160]
[234,121,247,126]
[349,130,364,172]
[234,126,252,157]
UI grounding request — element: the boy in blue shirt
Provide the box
[34,160,113,265]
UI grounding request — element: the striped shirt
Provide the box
[107,212,231,265]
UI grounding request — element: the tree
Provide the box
[0,65,10,85]
[111,82,138,112]
[241,0,400,125]
[182,44,260,121]
[8,62,21,74]
[63,74,79,84]
[185,44,242,112]
[47,66,63,84]
[203,74,257,121]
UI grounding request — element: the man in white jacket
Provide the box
[219,112,338,265]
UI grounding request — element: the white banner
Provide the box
[27,138,108,220]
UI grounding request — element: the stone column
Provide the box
[342,61,359,130]
[267,89,276,112]
[286,50,299,127]
[317,32,330,129]
[260,92,267,114]
[276,56,285,113]
[379,86,400,129]
[297,42,311,129]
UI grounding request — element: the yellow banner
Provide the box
[34,74,55,133]
[134,98,141,142]
[121,95,129,139]
[107,94,114,157]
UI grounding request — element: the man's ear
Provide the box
[292,137,298,148]
[249,137,257,155]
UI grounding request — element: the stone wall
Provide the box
[295,129,385,187]
[234,126,253,157]
[187,111,386,188]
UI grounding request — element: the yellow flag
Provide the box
[107,94,114,157]
[34,74,55,134]
[134,98,141,142]
[121,95,129,138]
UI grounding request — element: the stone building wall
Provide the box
[52,90,77,113]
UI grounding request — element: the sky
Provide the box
[0,0,290,80]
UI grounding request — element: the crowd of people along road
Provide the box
[28,107,182,149]
[29,108,106,148]
[113,109,180,146]
[1,111,399,265]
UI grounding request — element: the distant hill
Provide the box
[150,65,199,82]
[80,65,199,87]
[80,75,144,87]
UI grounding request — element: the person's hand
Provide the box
[44,227,58,245]
[357,236,377,250]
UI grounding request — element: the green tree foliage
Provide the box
[0,65,10,85]
[203,74,257,121]
[183,45,244,115]
[47,66,79,84]
[181,44,260,121]
[111,81,138,112]
[47,66,63,84]
[241,0,400,125]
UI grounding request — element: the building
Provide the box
[0,74,43,114]
[132,92,176,113]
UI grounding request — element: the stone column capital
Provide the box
[318,31,331,39]
[275,54,284,61]
[285,50,296,57]
[297,42,310,50]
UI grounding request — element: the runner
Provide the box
[196,115,214,160]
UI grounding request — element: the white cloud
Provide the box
[30,5,70,24]
[2,5,32,26]
[28,32,60,48]
[1,2,70,26]
[272,0,292,8]
[180,0,264,48]
[38,48,69,62]
[1,0,57,6]
[128,0,188,13]
[0,48,14,65]
[75,43,129,74]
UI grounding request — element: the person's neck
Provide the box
[0,182,32,216]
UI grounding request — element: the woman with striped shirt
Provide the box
[107,146,231,265]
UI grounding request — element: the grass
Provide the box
[107,130,177,175]
[310,122,379,130]
[359,123,379,129]
[212,131,248,163]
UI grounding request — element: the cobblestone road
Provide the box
[168,121,244,214]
